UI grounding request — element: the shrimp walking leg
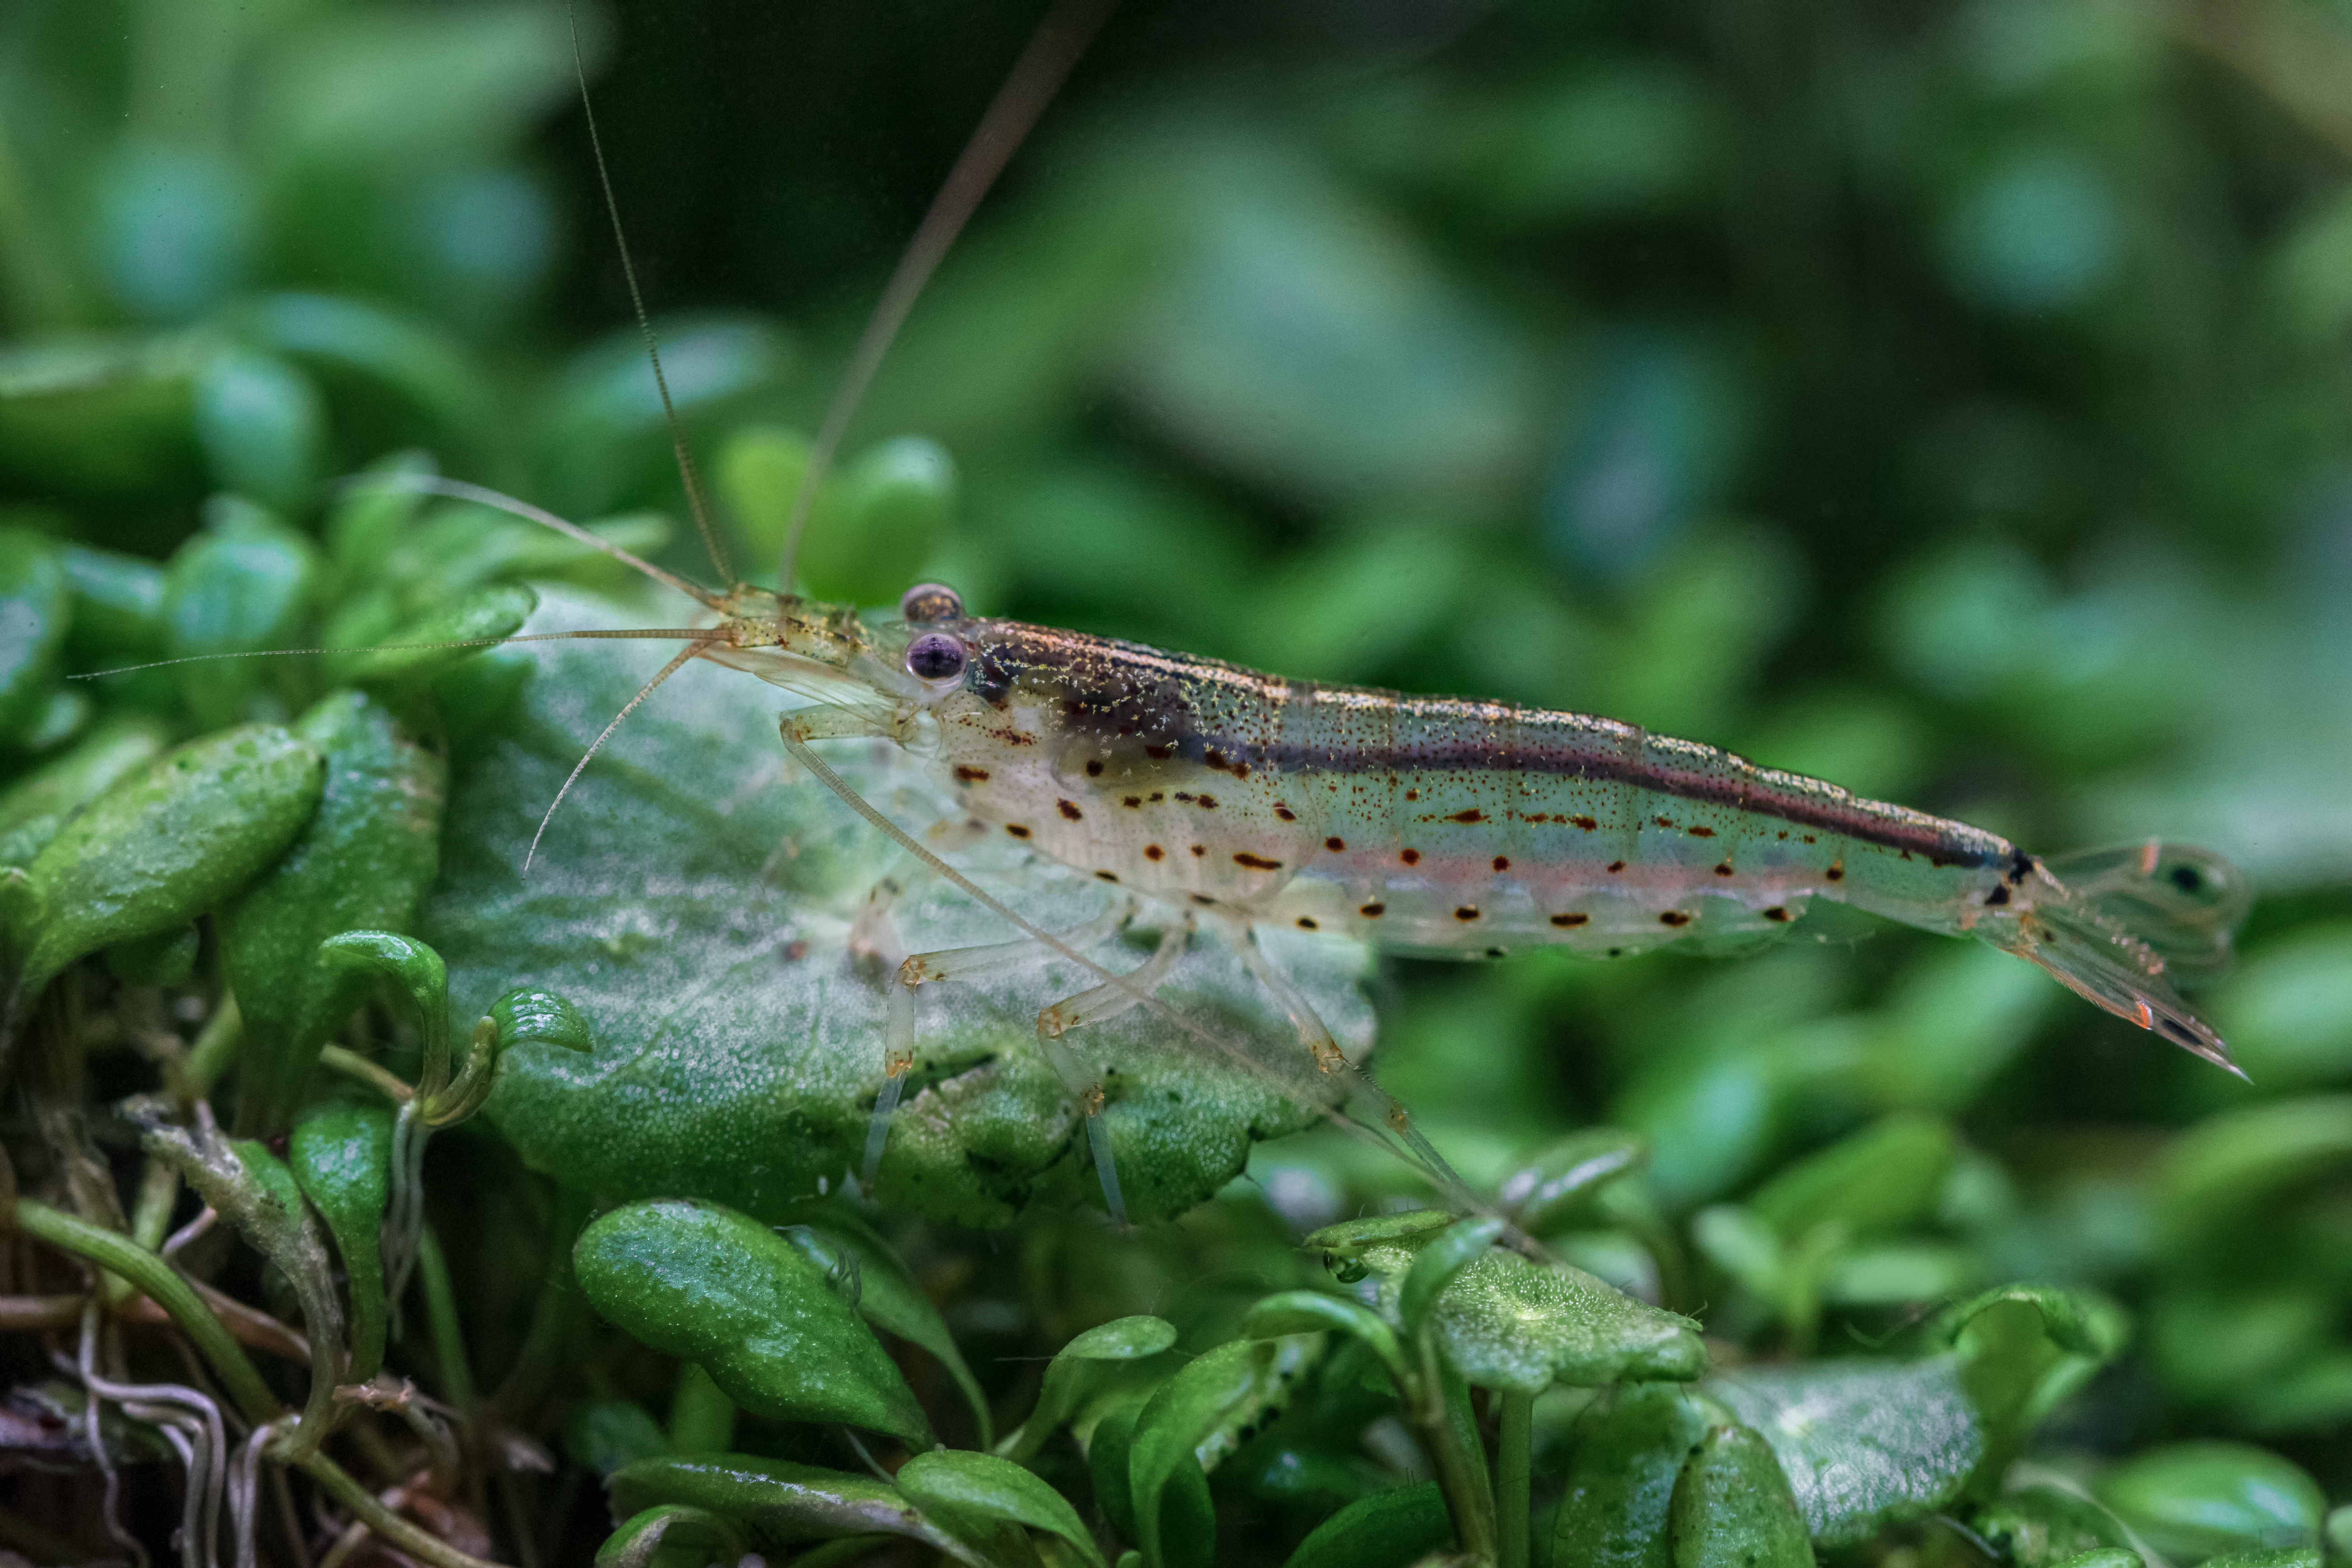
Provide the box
[1224,922,1479,1210]
[1033,916,1195,1226]
[861,899,1137,1190]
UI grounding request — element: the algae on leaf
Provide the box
[427,591,1379,1226]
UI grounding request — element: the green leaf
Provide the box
[605,1454,978,1563]
[1398,1216,1505,1337]
[0,714,168,868]
[1003,1313,1180,1464]
[806,436,959,606]
[564,1400,670,1478]
[895,1449,1107,1568]
[59,543,166,661]
[775,1204,994,1447]
[1701,1356,1978,1545]
[161,501,319,730]
[1747,1112,1956,1242]
[322,580,537,688]
[2156,1097,2352,1255]
[431,589,1378,1227]
[1349,1225,1707,1393]
[241,293,493,443]
[1555,1382,1731,1568]
[0,531,69,744]
[288,1098,394,1381]
[11,723,324,998]
[104,924,198,987]
[1128,1335,1320,1568]
[1239,1293,1408,1391]
[573,1198,933,1447]
[1498,1128,1648,1232]
[595,1505,746,1568]
[1699,1285,2126,1546]
[192,347,326,509]
[2095,1442,2325,1562]
[1969,1483,2137,1568]
[1283,1483,1451,1568]
[1667,1423,1813,1568]
[222,691,445,1132]
[491,987,593,1053]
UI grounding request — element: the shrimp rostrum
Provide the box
[667,572,2251,1220]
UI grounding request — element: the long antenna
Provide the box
[569,1,736,588]
[776,0,1120,593]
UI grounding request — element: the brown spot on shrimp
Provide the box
[991,728,1037,746]
[1493,856,1510,872]
[1233,852,1283,871]
[1451,808,1487,824]
[1123,795,1142,807]
[1085,759,1104,776]
[1196,794,1218,809]
[1607,860,1626,873]
[1190,844,1206,857]
[1400,849,1421,865]
[1058,799,1083,821]
[1689,826,1716,838]
[1571,815,1598,831]
[1005,824,1031,839]
[1359,902,1386,918]
[1985,883,2011,906]
[1275,805,1297,821]
[1325,836,1346,852]
[1659,910,1692,927]
[1762,906,1791,921]
[1096,871,1119,882]
[1826,862,1845,882]
[954,765,990,782]
[1550,913,1589,928]
[1145,743,1174,759]
[1144,844,1165,860]
[1455,906,1480,921]
[1296,917,1318,930]
[1714,861,1735,877]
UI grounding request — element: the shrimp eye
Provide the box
[900,583,963,624]
[906,632,967,683]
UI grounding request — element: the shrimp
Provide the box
[367,0,2253,1223]
[534,553,2248,1221]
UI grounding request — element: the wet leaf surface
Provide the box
[573,1198,933,1447]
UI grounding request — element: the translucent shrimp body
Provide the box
[709,593,2250,1074]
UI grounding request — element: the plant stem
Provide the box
[1415,1338,1498,1560]
[1496,1390,1532,1568]
[185,992,243,1098]
[14,1196,280,1424]
[294,1449,510,1568]
[317,1044,413,1104]
[415,1225,475,1411]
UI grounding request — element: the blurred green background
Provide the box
[11,0,2352,1552]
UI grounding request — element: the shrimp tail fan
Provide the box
[2001,842,2253,1076]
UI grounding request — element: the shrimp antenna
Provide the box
[69,627,723,681]
[567,0,735,588]
[776,0,1119,594]
[353,472,728,609]
[528,637,719,873]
